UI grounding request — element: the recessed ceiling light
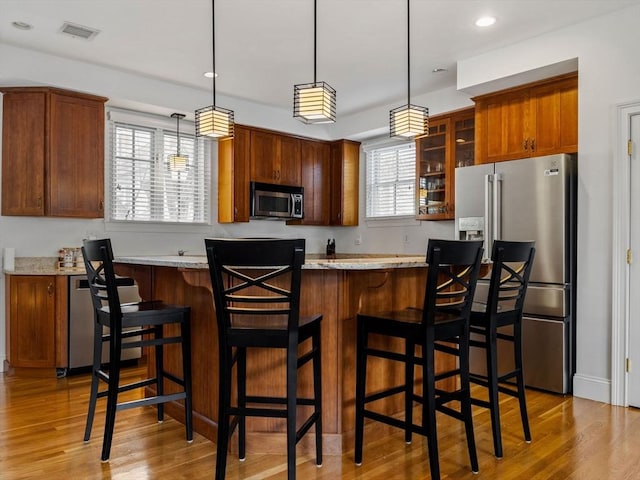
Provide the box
[432,67,448,73]
[203,72,219,78]
[12,21,33,30]
[475,16,496,27]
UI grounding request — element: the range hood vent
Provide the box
[59,22,100,40]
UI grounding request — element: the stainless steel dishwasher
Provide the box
[68,275,142,371]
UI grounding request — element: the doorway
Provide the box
[613,101,640,407]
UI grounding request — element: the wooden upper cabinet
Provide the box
[218,125,250,223]
[250,129,301,186]
[278,135,302,186]
[1,87,107,217]
[474,73,578,163]
[330,139,360,226]
[290,139,330,225]
[415,107,474,221]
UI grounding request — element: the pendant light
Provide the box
[389,0,428,138]
[293,0,336,124]
[195,0,234,138]
[168,113,188,172]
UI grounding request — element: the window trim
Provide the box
[364,138,417,220]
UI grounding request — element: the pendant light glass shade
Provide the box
[294,81,336,124]
[390,0,428,139]
[390,104,429,138]
[195,105,234,138]
[168,113,189,172]
[196,0,234,139]
[293,0,336,124]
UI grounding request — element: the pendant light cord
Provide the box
[176,115,181,155]
[313,0,317,83]
[407,0,411,106]
[212,0,216,106]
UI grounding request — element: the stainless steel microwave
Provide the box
[250,182,304,219]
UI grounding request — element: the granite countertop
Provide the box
[3,257,86,276]
[115,253,427,270]
[3,254,428,275]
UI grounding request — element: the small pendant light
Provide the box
[195,0,234,138]
[390,0,428,138]
[293,0,336,124]
[168,113,189,172]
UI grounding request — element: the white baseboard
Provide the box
[573,373,611,404]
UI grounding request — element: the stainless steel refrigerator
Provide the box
[455,153,577,394]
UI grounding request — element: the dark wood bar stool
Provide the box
[354,239,483,480]
[205,238,322,480]
[81,238,193,462]
[469,240,536,458]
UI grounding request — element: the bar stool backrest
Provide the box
[486,240,536,319]
[205,238,305,334]
[422,239,484,325]
[81,238,123,326]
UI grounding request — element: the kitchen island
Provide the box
[115,253,451,455]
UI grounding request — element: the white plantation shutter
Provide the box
[366,142,416,218]
[107,110,211,224]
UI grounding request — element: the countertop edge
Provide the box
[114,255,428,270]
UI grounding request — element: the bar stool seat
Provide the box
[354,239,483,480]
[81,238,193,462]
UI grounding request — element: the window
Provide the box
[107,109,211,224]
[365,142,416,218]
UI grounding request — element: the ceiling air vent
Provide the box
[59,22,100,40]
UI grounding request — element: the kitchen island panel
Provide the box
[122,261,452,454]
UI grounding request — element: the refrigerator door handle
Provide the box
[484,173,493,260]
[493,172,503,241]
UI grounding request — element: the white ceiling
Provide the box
[1,0,638,116]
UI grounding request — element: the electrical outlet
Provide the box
[355,234,362,245]
[403,234,410,244]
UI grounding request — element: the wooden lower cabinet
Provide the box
[131,264,454,454]
[5,275,68,371]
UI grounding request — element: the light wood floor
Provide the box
[2,365,640,480]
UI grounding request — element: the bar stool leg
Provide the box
[84,321,102,442]
[487,329,503,458]
[514,321,531,442]
[405,340,415,444]
[313,326,323,466]
[423,336,440,480]
[286,343,298,480]
[237,347,247,460]
[215,347,232,480]
[181,317,194,442]
[155,325,164,422]
[354,318,367,465]
[101,334,122,462]
[460,333,479,473]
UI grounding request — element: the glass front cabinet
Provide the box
[415,107,475,221]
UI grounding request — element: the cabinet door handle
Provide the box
[47,283,53,296]
[523,138,529,151]
[37,196,42,208]
[531,139,535,152]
